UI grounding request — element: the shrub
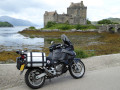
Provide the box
[75,49,89,58]
[75,49,95,58]
[97,19,117,24]
[87,19,91,24]
[75,24,81,30]
[29,26,36,30]
[58,24,70,30]
[45,21,56,28]
[75,24,97,30]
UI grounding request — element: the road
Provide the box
[3,66,120,90]
[1,53,120,90]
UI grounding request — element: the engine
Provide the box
[55,64,63,74]
[55,64,63,72]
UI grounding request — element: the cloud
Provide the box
[0,0,120,27]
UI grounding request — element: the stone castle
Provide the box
[44,1,87,26]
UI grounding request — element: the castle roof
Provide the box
[44,11,57,15]
[69,1,85,8]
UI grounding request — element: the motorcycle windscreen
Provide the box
[61,34,72,46]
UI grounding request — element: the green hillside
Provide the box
[91,18,120,25]
[107,18,120,24]
[0,22,13,27]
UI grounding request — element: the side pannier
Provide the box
[25,52,46,67]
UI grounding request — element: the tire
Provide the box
[69,60,85,79]
[25,69,45,89]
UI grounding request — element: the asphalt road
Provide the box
[1,53,120,90]
[4,66,120,90]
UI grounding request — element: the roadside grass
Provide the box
[0,51,19,62]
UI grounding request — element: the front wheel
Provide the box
[25,69,45,89]
[69,60,85,79]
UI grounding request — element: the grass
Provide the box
[75,49,95,58]
[0,51,19,62]
[46,38,61,44]
[42,22,97,30]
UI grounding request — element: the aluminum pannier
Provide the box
[25,52,46,67]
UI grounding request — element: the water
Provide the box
[0,26,44,51]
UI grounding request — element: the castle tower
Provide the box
[67,1,87,24]
[44,11,58,26]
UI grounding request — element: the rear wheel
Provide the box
[69,60,85,79]
[25,69,45,89]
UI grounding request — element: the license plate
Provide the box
[20,64,25,71]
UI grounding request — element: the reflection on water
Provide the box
[0,26,44,51]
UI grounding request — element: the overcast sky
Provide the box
[0,0,120,27]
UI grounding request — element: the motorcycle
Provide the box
[16,34,85,89]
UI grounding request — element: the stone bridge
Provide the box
[99,24,120,33]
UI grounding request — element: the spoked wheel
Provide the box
[25,69,45,89]
[69,60,85,79]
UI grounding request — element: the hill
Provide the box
[107,18,120,24]
[0,22,13,27]
[91,18,120,25]
[0,16,37,26]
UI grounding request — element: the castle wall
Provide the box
[57,14,69,23]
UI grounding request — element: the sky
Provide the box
[0,0,120,27]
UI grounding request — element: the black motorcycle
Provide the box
[16,34,85,89]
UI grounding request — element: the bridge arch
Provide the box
[108,27,115,33]
[117,28,120,33]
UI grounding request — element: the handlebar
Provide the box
[16,50,27,55]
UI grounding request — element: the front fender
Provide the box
[68,58,81,66]
[73,58,81,63]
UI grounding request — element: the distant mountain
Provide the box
[0,16,38,26]
[91,21,98,25]
[107,17,120,24]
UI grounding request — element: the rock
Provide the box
[71,29,76,31]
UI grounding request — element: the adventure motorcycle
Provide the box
[16,34,85,89]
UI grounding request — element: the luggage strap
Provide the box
[42,52,44,67]
[30,52,32,67]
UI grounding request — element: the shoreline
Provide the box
[1,30,120,62]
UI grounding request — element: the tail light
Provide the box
[21,55,25,59]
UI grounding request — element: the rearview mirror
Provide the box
[51,41,54,45]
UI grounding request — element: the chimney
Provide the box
[71,2,73,5]
[81,1,83,5]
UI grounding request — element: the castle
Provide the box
[44,1,87,26]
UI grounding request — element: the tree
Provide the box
[87,19,91,24]
[98,19,113,24]
[29,26,36,30]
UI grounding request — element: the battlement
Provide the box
[69,1,85,8]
